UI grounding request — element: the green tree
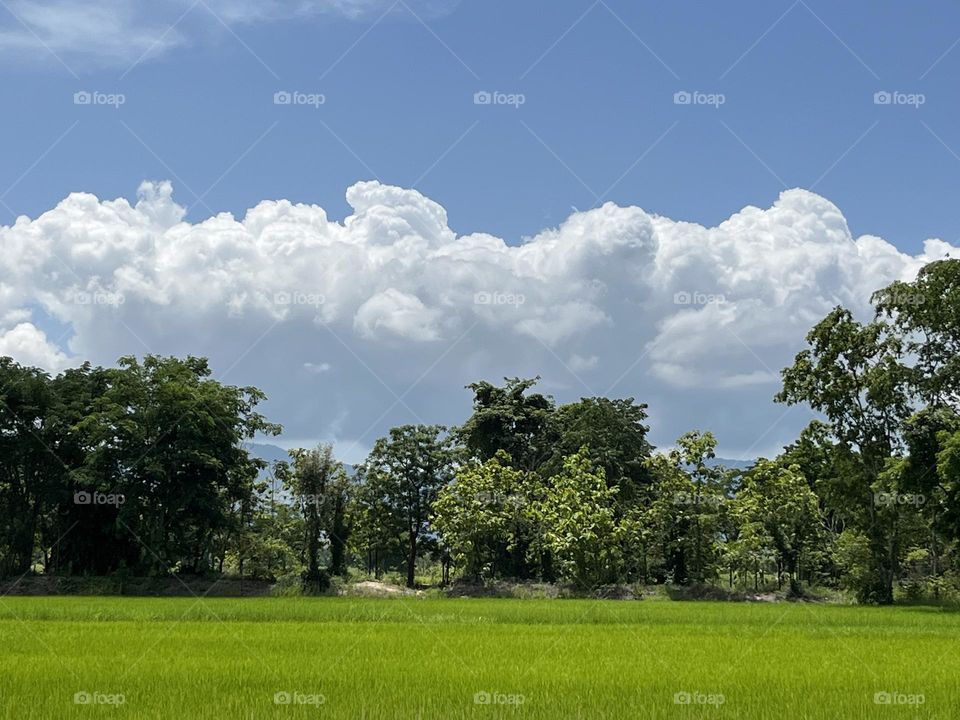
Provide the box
[458,377,555,471]
[544,397,653,500]
[873,258,960,407]
[277,444,346,592]
[777,308,911,603]
[645,431,727,585]
[433,452,535,581]
[76,355,278,576]
[534,450,622,587]
[0,359,61,576]
[734,460,823,593]
[351,464,403,580]
[359,425,455,588]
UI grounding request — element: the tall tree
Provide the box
[351,464,403,580]
[873,258,960,408]
[277,444,346,591]
[644,431,728,585]
[433,451,536,581]
[545,397,653,500]
[0,359,61,576]
[534,450,622,587]
[76,356,278,575]
[777,308,911,603]
[360,425,455,588]
[458,378,555,471]
[734,460,823,593]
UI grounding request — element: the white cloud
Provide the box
[354,288,443,342]
[0,180,953,461]
[0,323,69,372]
[568,354,598,372]
[0,0,458,67]
[303,361,332,374]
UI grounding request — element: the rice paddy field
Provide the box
[1,596,958,719]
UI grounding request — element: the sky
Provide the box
[1,0,959,462]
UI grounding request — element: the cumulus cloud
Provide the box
[354,289,443,342]
[0,323,69,372]
[0,180,953,461]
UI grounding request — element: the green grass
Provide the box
[1,596,958,718]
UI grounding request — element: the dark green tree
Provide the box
[777,308,911,603]
[457,378,555,471]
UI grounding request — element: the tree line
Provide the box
[2,260,960,604]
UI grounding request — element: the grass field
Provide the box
[1,596,958,719]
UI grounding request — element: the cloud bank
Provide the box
[0,180,953,461]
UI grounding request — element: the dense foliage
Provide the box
[4,259,960,604]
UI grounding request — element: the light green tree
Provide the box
[432,451,533,580]
[534,450,622,587]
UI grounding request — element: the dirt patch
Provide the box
[345,580,421,598]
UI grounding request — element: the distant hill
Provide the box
[243,443,355,476]
[244,443,749,477]
[709,457,754,471]
[243,442,290,465]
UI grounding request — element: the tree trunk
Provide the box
[406,532,417,588]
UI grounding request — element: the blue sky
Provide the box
[3,0,959,248]
[1,0,958,461]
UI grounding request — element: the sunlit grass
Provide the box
[1,597,958,718]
